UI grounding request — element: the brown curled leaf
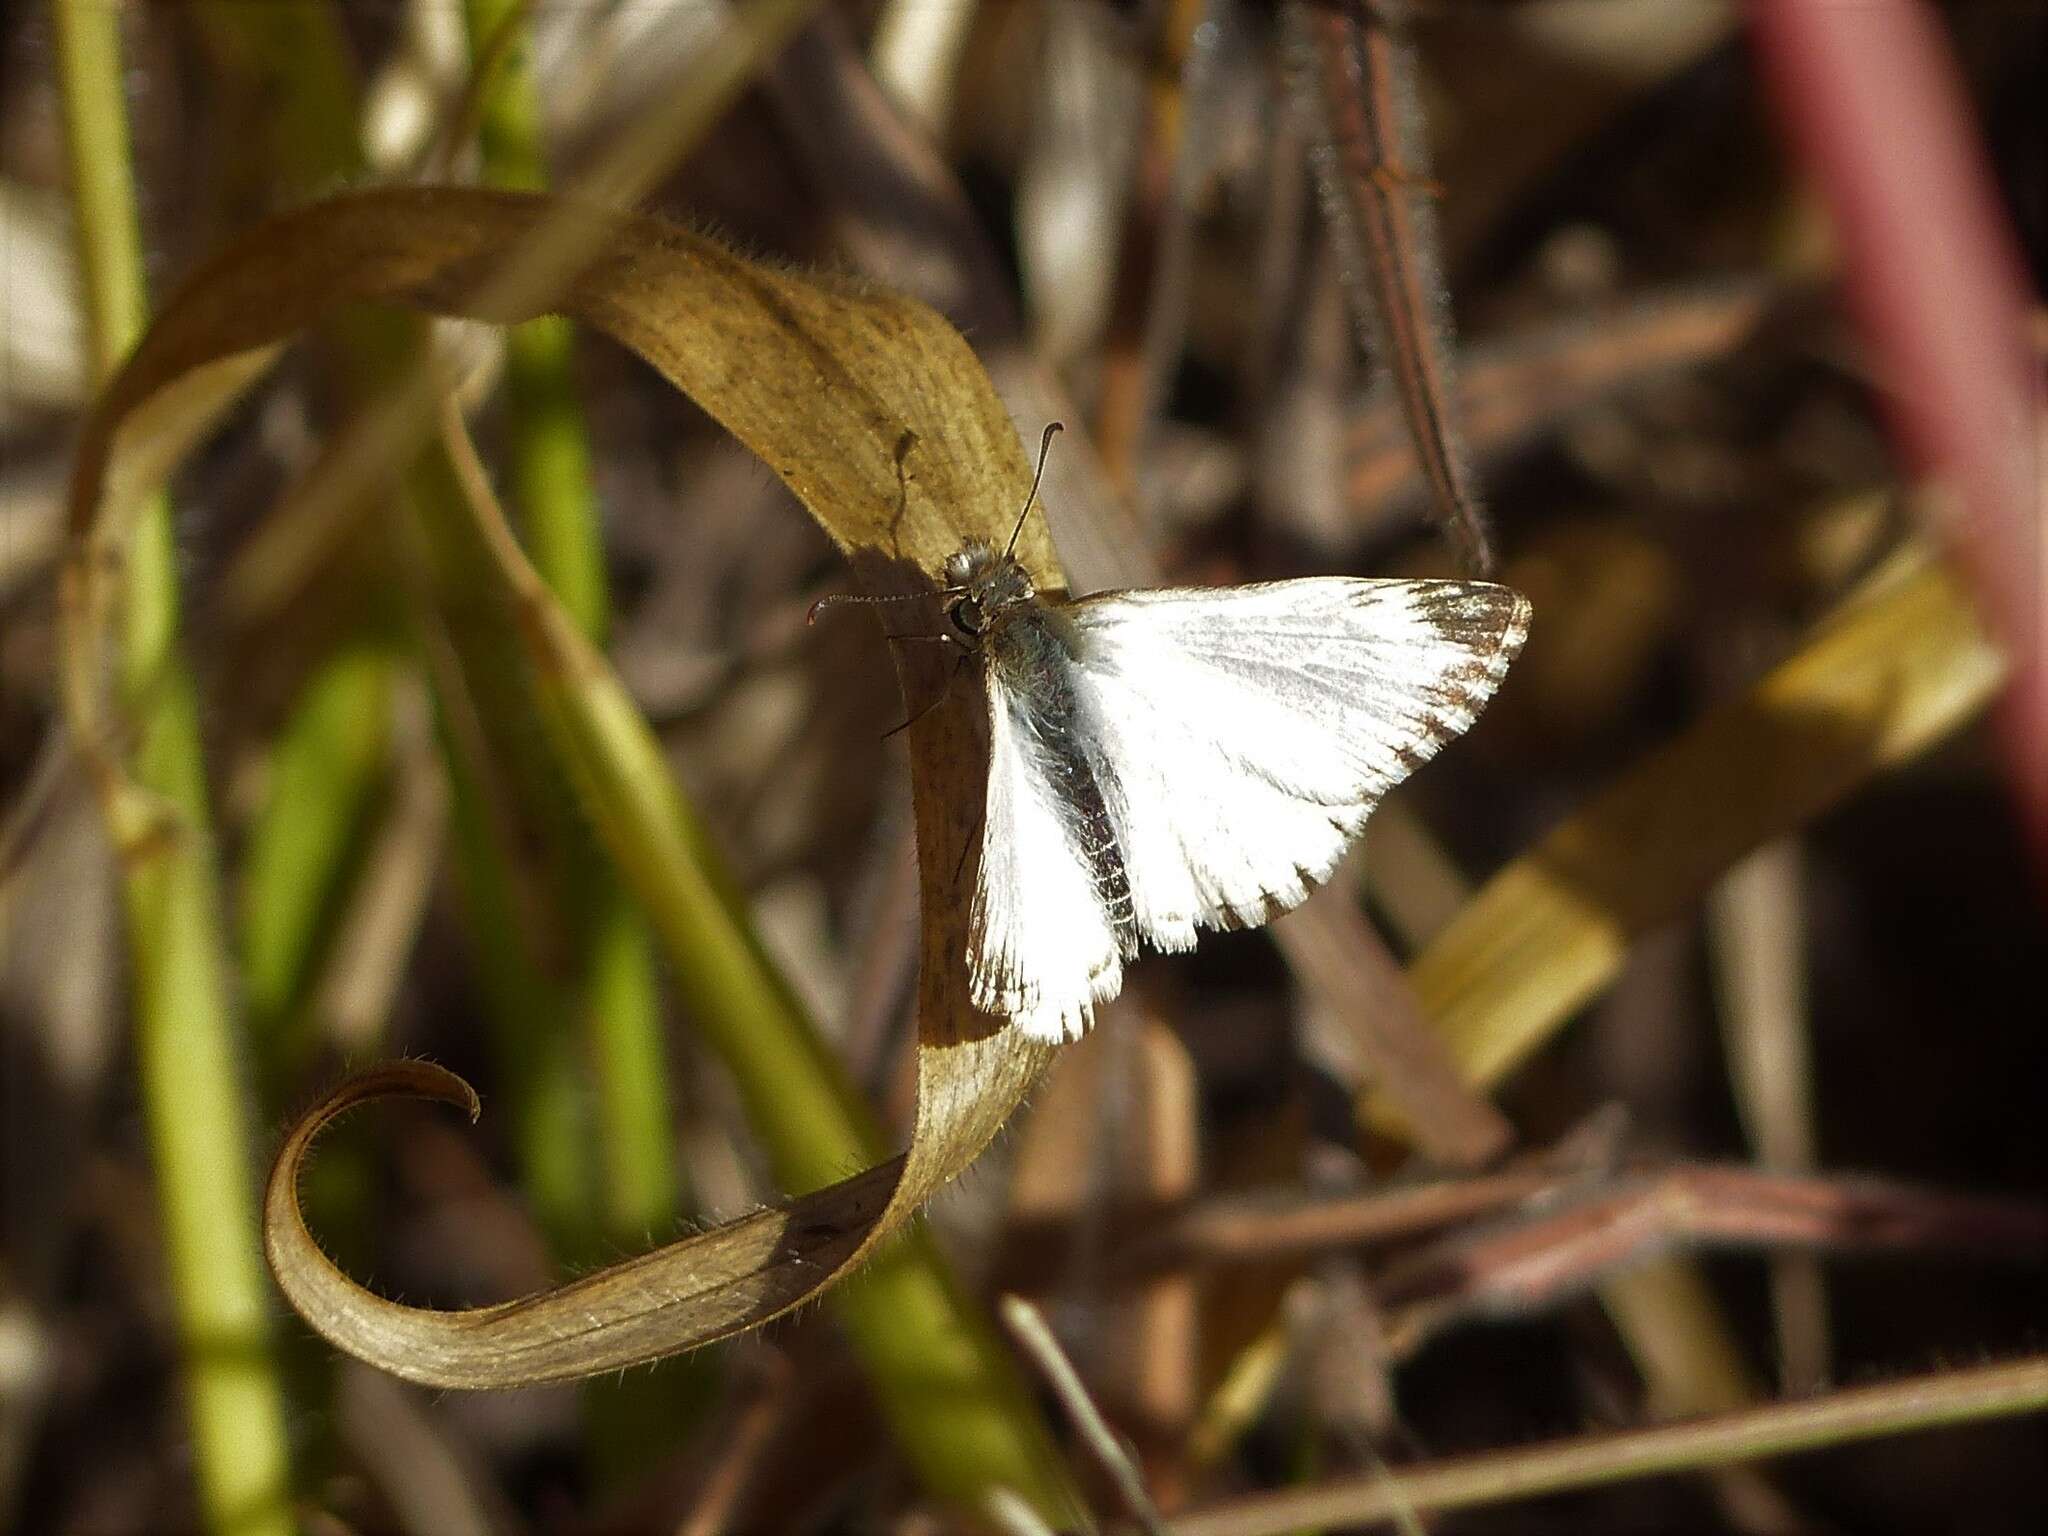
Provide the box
[265,1060,904,1385]
[60,189,1063,1405]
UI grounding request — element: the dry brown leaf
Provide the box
[60,187,1063,1384]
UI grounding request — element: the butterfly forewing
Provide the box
[968,575,1529,1044]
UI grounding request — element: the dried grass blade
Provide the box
[1157,1354,2048,1536]
[1274,889,1510,1167]
[1285,0,1493,574]
[1345,279,1779,516]
[1364,546,2005,1136]
[1002,1294,1170,1536]
[1708,841,1830,1392]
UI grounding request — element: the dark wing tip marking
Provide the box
[1498,589,1534,662]
[1401,581,1533,653]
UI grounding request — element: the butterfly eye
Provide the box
[949,596,985,636]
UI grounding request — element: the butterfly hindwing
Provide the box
[968,662,1131,1043]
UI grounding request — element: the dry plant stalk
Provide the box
[1157,1353,2048,1536]
[59,186,1065,1387]
[1286,0,1495,574]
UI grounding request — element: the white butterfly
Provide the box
[935,538,1530,1043]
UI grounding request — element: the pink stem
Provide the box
[1747,0,2046,866]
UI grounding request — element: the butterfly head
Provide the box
[942,540,1035,646]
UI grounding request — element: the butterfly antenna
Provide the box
[807,590,956,625]
[1003,421,1064,562]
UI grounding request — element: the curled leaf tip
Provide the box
[266,1064,483,1242]
[324,1059,482,1125]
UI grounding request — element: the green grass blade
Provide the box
[462,0,680,1246]
[51,1,295,1531]
[238,636,395,1091]
[407,449,603,1261]
[196,1,401,1114]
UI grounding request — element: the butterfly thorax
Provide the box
[942,542,1091,736]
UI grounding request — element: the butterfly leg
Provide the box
[952,797,986,887]
[879,640,971,741]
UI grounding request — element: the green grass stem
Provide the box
[51,1,295,1532]
[462,0,680,1246]
[405,445,606,1261]
[238,636,395,1091]
[197,1,406,1111]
